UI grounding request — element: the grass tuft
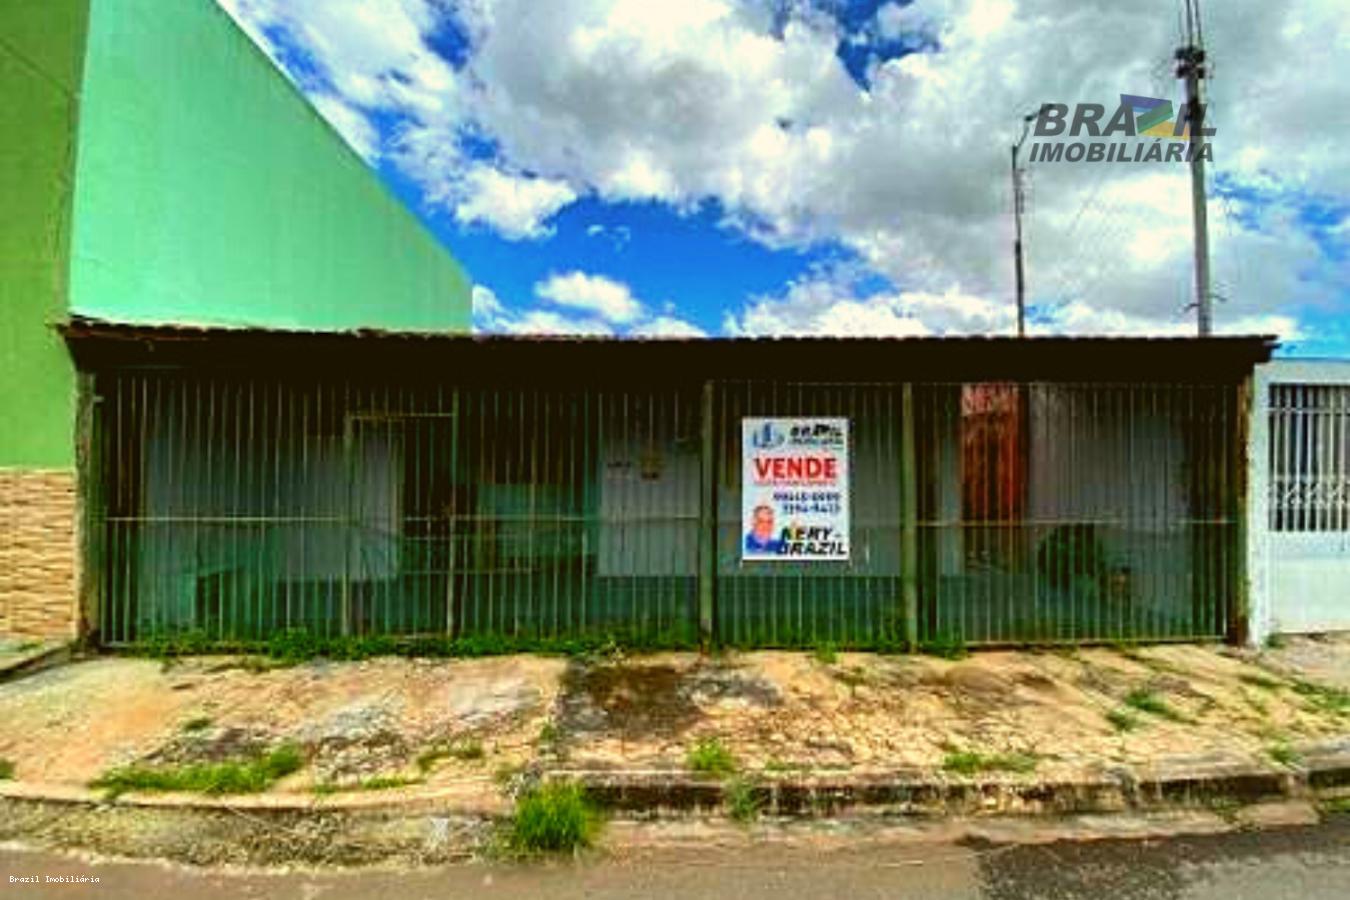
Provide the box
[1124,688,1187,722]
[920,631,968,660]
[508,782,601,854]
[1268,743,1302,768]
[130,628,700,663]
[811,642,839,665]
[360,774,421,791]
[725,777,763,823]
[0,758,14,780]
[1290,679,1350,716]
[1106,708,1140,732]
[941,749,1038,776]
[686,737,738,778]
[90,743,303,798]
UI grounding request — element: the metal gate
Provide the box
[1251,361,1350,637]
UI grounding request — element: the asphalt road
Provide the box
[3,816,1347,899]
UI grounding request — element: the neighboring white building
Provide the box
[1249,359,1350,644]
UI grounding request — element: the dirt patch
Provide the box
[547,645,1350,778]
[0,655,564,788]
[559,656,784,745]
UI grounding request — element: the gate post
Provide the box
[699,380,717,651]
[1237,372,1262,646]
[900,383,919,650]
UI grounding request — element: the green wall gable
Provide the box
[69,0,471,332]
[0,0,89,466]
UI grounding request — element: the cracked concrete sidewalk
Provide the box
[0,635,1346,811]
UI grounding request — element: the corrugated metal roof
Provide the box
[60,316,1277,385]
[61,314,1278,346]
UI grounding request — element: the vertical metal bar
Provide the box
[564,389,578,636]
[1333,388,1344,534]
[341,400,353,638]
[699,380,717,650]
[900,383,919,650]
[1230,380,1249,643]
[111,375,124,643]
[578,390,590,634]
[527,387,540,637]
[270,381,282,634]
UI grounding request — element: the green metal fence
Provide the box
[89,372,1242,648]
[912,382,1239,644]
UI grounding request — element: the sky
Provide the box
[217,0,1349,355]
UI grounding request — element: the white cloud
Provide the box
[221,0,457,119]
[453,166,578,239]
[473,283,613,334]
[726,270,1006,337]
[219,0,1349,335]
[534,271,644,323]
[471,283,505,325]
[505,309,615,336]
[454,0,1345,330]
[476,275,706,337]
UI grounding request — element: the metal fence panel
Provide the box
[915,382,1236,644]
[714,382,905,648]
[92,372,1241,648]
[94,374,700,645]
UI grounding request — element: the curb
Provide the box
[0,779,508,818]
[557,753,1350,817]
[2,752,1346,821]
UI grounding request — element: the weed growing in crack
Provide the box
[360,774,422,791]
[1268,743,1302,768]
[941,749,1038,776]
[1106,708,1140,732]
[725,777,763,823]
[508,782,601,854]
[687,737,738,778]
[1124,689,1188,722]
[91,743,303,798]
[1290,680,1350,716]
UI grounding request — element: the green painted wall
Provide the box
[0,0,88,466]
[69,0,471,332]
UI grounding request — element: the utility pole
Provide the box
[1011,113,1035,338]
[1177,0,1212,335]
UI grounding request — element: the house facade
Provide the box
[63,328,1272,649]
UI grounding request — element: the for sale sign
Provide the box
[741,417,850,561]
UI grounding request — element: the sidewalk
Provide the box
[0,636,1347,862]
